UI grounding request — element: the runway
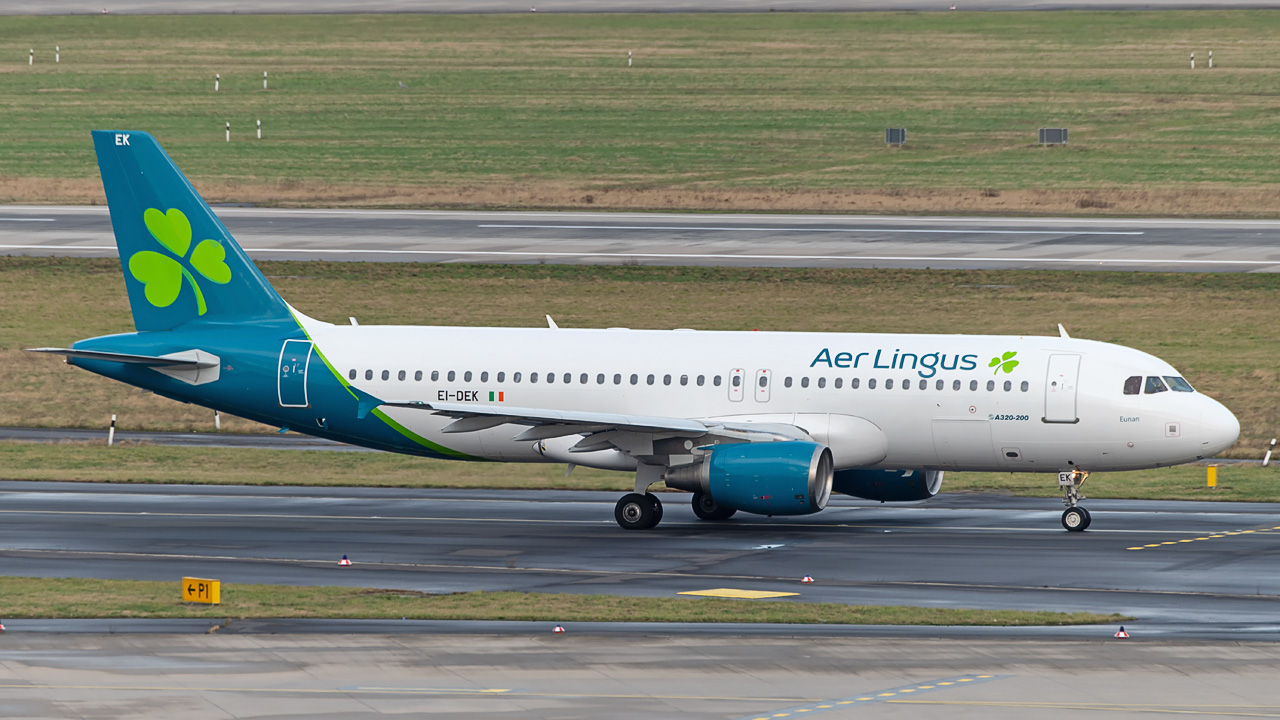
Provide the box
[4,481,1280,641]
[4,205,1280,272]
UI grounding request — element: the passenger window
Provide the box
[614,374,622,385]
[680,374,688,386]
[647,374,655,385]
[513,372,522,383]
[416,370,424,381]
[1004,380,1012,391]
[801,377,809,388]
[935,379,943,390]
[365,369,373,380]
[447,371,456,382]
[851,378,860,389]
[731,375,741,387]
[545,372,554,384]
[835,378,843,389]
[760,375,769,387]
[953,379,960,391]
[987,380,995,391]
[497,372,506,382]
[464,371,472,382]
[531,372,539,383]
[697,375,705,386]
[564,373,572,384]
[885,379,894,389]
[1021,381,1029,392]
[1123,376,1141,395]
[631,374,639,385]
[381,370,390,381]
[818,377,826,388]
[597,373,605,384]
[714,375,722,386]
[480,371,488,382]
[664,374,672,386]
[580,373,588,384]
[868,378,877,389]
[348,369,356,380]
[785,377,793,388]
[398,370,406,381]
[431,370,439,381]
[1164,376,1194,392]
[970,380,978,391]
[1145,376,1168,394]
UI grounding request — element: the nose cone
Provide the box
[1201,399,1240,457]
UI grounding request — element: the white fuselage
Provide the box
[304,319,1240,474]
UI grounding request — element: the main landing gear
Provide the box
[615,493,663,530]
[1059,469,1092,532]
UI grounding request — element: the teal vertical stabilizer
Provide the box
[92,130,291,331]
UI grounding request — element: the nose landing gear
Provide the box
[1059,470,1091,532]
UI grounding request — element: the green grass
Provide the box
[1,442,1274,503]
[3,12,1280,214]
[0,577,1125,625]
[2,258,1275,456]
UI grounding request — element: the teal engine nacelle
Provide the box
[665,441,834,516]
[832,468,944,502]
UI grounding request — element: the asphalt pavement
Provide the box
[4,205,1280,272]
[3,481,1280,641]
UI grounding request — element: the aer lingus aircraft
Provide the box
[32,131,1240,531]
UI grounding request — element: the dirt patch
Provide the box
[6,177,1280,218]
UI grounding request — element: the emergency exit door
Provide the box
[278,340,313,408]
[1044,354,1080,423]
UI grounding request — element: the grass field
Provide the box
[1,442,1272,502]
[3,258,1274,456]
[0,577,1124,625]
[3,12,1280,215]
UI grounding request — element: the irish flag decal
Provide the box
[489,391,505,402]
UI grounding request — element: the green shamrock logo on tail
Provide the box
[129,208,231,315]
[989,351,1019,374]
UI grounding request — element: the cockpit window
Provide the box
[1123,376,1141,395]
[1164,376,1194,392]
[1144,376,1168,394]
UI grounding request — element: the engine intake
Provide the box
[832,468,943,502]
[666,441,834,516]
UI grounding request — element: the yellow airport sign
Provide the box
[182,577,221,604]
[678,588,799,599]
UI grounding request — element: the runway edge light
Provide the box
[1115,626,1130,638]
[339,554,352,567]
[553,625,565,634]
[801,575,815,584]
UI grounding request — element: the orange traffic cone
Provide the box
[552,625,565,634]
[1114,626,1129,638]
[801,575,814,584]
[339,554,352,567]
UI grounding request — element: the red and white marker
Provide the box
[553,625,565,634]
[0,622,6,632]
[1114,626,1129,638]
[339,554,352,567]
[801,575,814,584]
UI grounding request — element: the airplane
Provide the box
[31,131,1240,532]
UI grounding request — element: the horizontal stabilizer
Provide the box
[27,347,218,368]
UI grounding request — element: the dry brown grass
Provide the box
[7,178,1280,217]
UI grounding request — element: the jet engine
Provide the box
[665,441,834,516]
[832,468,943,502]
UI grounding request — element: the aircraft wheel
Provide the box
[615,493,658,530]
[1062,506,1089,532]
[647,493,663,525]
[691,492,737,521]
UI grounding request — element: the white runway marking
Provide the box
[478,223,1145,236]
[0,244,1272,266]
[0,218,54,222]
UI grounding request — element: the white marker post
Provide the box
[107,414,116,446]
[628,51,632,68]
[225,121,230,143]
[1190,53,1195,70]
[29,49,33,66]
[55,46,59,63]
[1264,438,1276,468]
[215,410,221,430]
[263,71,268,90]
[257,119,261,140]
[1208,50,1213,69]
[215,73,220,91]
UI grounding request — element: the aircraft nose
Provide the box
[1200,399,1240,456]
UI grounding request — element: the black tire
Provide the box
[1079,507,1092,530]
[691,492,737,521]
[647,493,663,526]
[615,493,656,530]
[1062,507,1088,532]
